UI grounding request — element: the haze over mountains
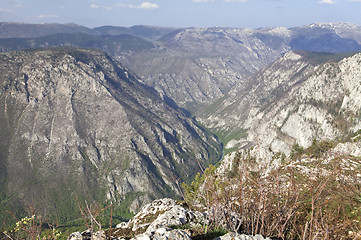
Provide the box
[1,22,361,112]
[0,21,361,229]
[0,22,178,41]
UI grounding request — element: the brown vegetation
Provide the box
[182,148,361,239]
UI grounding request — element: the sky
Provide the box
[0,0,361,29]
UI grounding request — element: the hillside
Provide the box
[181,135,361,240]
[0,47,222,225]
[0,33,158,56]
[0,22,177,41]
[198,51,361,161]
[132,24,361,111]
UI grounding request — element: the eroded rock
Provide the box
[69,198,270,240]
[213,232,271,240]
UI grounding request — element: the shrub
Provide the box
[183,152,361,239]
[2,214,61,240]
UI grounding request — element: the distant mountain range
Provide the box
[0,33,158,56]
[0,22,178,40]
[1,22,361,112]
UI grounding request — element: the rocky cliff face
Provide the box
[199,51,361,161]
[0,47,222,221]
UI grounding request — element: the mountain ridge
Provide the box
[198,50,361,161]
[0,47,222,224]
[93,22,361,112]
[0,22,178,41]
[1,22,361,112]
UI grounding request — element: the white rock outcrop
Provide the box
[214,232,271,240]
[69,198,270,240]
[116,198,207,233]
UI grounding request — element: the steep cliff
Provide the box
[0,47,222,222]
[199,51,361,161]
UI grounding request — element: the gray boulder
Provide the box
[67,230,106,240]
[117,198,207,233]
[152,228,192,240]
[67,232,82,240]
[213,232,271,240]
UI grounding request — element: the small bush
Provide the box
[2,214,61,240]
[183,151,361,239]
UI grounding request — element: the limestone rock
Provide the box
[69,198,271,240]
[92,231,107,240]
[132,233,152,240]
[200,51,361,163]
[334,141,361,157]
[213,232,271,240]
[117,198,206,233]
[146,204,206,233]
[152,228,192,240]
[67,232,83,240]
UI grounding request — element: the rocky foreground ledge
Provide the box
[68,198,270,240]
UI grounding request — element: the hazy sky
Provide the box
[1,0,361,28]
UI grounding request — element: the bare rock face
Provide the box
[199,51,361,161]
[0,47,222,220]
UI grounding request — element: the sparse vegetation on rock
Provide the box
[182,137,361,239]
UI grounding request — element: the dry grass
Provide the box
[183,152,361,239]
